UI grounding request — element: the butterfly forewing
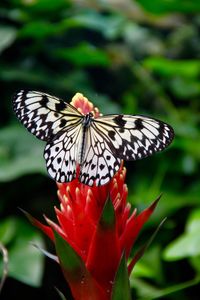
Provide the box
[13,90,82,141]
[91,114,174,161]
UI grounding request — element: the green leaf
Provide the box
[19,21,57,39]
[62,13,125,39]
[0,125,45,181]
[130,246,163,282]
[190,256,200,274]
[54,230,86,274]
[137,0,200,14]
[131,260,154,278]
[100,196,116,228]
[56,43,110,67]
[0,26,17,53]
[186,209,200,234]
[0,217,17,245]
[11,0,70,12]
[143,57,200,79]
[111,253,132,300]
[169,77,200,99]
[163,209,200,260]
[0,218,45,287]
[132,276,200,299]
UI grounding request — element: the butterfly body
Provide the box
[78,112,93,165]
[13,90,174,186]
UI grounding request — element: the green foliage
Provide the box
[0,217,44,287]
[0,0,200,299]
[163,209,200,260]
[56,43,111,67]
[111,254,132,300]
[0,26,17,53]
[137,0,200,14]
[0,125,45,181]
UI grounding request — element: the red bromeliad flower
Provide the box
[28,167,159,300]
[26,94,160,300]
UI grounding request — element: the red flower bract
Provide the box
[27,93,159,300]
[29,166,159,300]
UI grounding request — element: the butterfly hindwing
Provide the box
[79,124,121,186]
[44,122,83,182]
[92,114,174,161]
[13,90,82,141]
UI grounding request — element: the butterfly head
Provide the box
[83,112,93,127]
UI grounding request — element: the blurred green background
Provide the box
[0,0,200,299]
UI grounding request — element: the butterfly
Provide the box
[13,90,174,186]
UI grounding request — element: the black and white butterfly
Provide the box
[13,90,174,186]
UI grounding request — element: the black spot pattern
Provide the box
[57,157,62,164]
[59,119,67,128]
[134,118,144,130]
[100,164,105,170]
[40,95,49,106]
[108,130,116,140]
[91,164,95,170]
[55,101,67,111]
[113,115,127,127]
